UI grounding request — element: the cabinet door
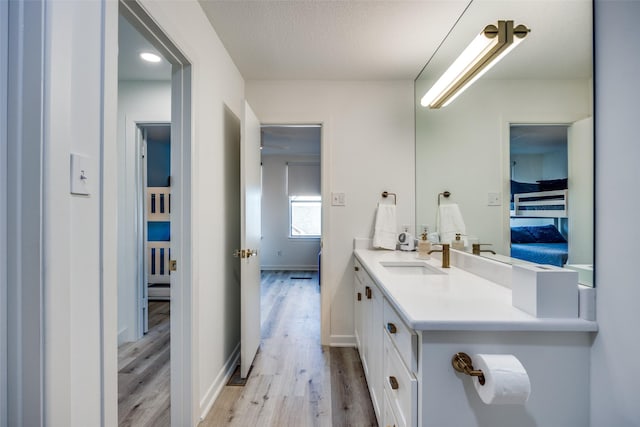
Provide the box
[368,279,384,421]
[354,266,365,355]
[384,331,418,427]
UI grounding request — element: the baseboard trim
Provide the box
[261,265,319,271]
[330,334,356,347]
[117,327,129,346]
[199,342,241,421]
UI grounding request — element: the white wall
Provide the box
[247,80,415,346]
[415,78,591,254]
[591,1,640,424]
[38,0,246,424]
[117,80,171,344]
[132,1,246,422]
[0,1,7,424]
[42,1,104,424]
[261,155,321,270]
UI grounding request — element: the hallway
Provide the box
[118,301,171,426]
[202,271,376,426]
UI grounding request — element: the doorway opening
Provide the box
[114,1,192,424]
[509,124,569,267]
[140,123,172,330]
[259,124,323,339]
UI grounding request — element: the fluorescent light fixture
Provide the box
[140,52,162,63]
[421,20,529,109]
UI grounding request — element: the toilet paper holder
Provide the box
[452,352,486,385]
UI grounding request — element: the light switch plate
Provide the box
[487,192,501,206]
[70,153,90,195]
[331,192,346,206]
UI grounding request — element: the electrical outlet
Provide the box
[488,192,501,206]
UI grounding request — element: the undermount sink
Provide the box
[380,261,446,276]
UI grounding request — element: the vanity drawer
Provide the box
[384,331,417,427]
[383,389,400,427]
[384,300,418,372]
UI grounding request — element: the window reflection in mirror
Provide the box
[414,0,594,286]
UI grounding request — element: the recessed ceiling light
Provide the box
[140,52,162,63]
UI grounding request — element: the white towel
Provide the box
[438,203,466,244]
[373,203,397,250]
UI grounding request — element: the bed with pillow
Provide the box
[511,225,568,267]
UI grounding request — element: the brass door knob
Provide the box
[387,323,397,334]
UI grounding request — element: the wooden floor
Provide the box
[117,272,376,427]
[118,301,171,427]
[201,271,376,427]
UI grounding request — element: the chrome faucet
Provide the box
[472,243,496,256]
[428,243,450,268]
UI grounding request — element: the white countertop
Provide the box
[354,248,598,332]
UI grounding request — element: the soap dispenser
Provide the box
[451,233,465,250]
[417,226,431,259]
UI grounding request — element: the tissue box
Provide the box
[512,264,579,318]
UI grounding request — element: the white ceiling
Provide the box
[119,1,592,154]
[198,0,471,80]
[118,15,172,81]
[510,125,568,155]
[261,125,321,156]
[119,0,592,83]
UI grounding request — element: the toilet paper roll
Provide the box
[472,354,531,405]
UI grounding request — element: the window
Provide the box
[290,195,321,238]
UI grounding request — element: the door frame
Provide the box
[5,0,46,424]
[500,114,587,256]
[104,1,195,425]
[1,0,8,424]
[260,120,329,344]
[135,122,172,337]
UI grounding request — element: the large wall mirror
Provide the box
[415,0,594,286]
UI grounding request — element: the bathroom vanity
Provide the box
[353,241,597,427]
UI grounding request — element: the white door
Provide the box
[139,127,150,334]
[239,101,262,378]
[567,117,594,264]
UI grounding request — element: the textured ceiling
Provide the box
[121,1,592,83]
[198,0,471,80]
[118,15,172,81]
[261,125,321,156]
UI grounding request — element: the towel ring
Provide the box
[382,191,397,205]
[437,190,451,206]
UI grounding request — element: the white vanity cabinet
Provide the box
[353,248,597,427]
[355,259,418,427]
[354,259,384,420]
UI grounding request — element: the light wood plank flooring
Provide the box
[201,271,376,427]
[118,301,170,427]
[117,272,376,427]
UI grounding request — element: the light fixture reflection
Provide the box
[140,52,162,63]
[421,20,529,109]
